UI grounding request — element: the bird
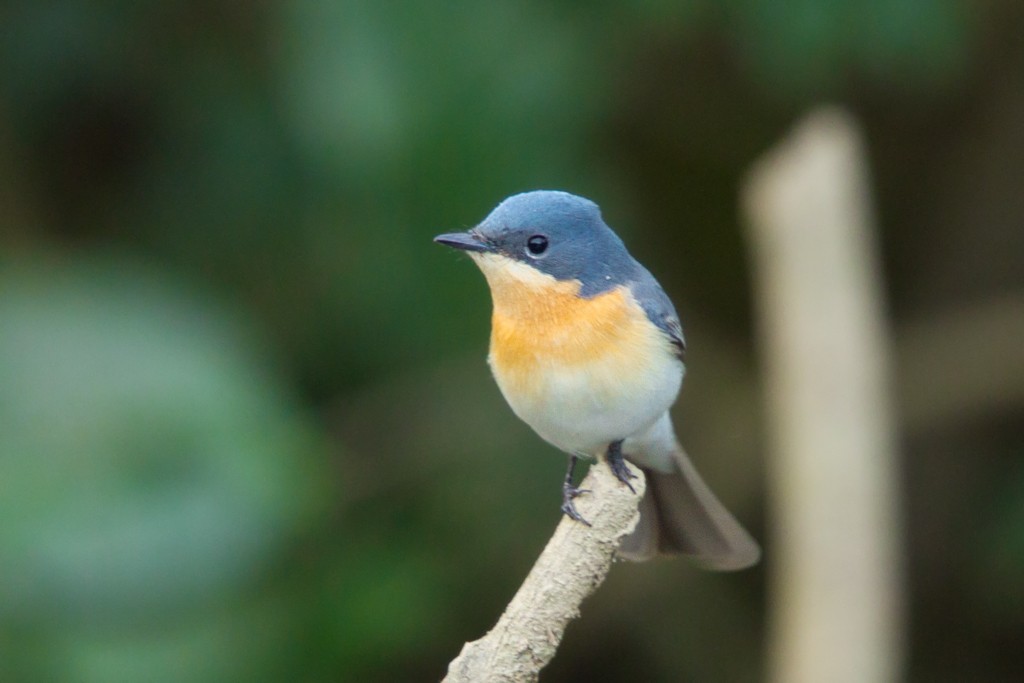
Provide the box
[434,190,760,569]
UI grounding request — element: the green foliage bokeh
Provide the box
[1,1,1022,681]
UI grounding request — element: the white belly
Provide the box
[490,349,684,457]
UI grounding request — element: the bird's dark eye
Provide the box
[526,234,549,256]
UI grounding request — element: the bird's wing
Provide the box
[629,268,686,362]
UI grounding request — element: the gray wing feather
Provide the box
[629,266,686,362]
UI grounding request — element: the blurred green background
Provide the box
[1,1,1022,681]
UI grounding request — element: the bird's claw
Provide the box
[561,485,592,526]
[606,444,637,494]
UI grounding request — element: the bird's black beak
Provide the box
[433,231,492,253]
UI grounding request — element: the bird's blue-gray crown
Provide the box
[471,190,638,297]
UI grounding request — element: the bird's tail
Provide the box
[619,447,760,570]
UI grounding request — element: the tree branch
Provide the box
[442,460,645,683]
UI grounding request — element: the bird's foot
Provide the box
[606,440,637,493]
[560,454,592,525]
[560,484,592,526]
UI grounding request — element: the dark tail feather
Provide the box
[619,449,760,570]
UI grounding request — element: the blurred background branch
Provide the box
[743,108,902,683]
[897,294,1024,432]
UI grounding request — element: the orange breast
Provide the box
[488,277,661,394]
